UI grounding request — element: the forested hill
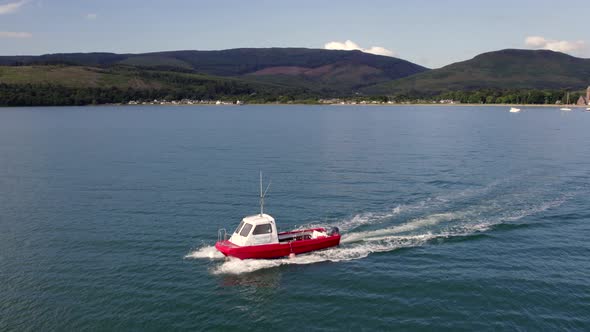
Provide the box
[0,48,428,93]
[0,48,428,77]
[0,48,432,105]
[364,49,590,96]
[2,48,590,106]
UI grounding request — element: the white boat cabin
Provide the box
[229,213,279,246]
[226,172,330,247]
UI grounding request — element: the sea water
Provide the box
[1,105,589,330]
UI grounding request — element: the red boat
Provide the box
[215,174,341,259]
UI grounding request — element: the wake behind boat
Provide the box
[215,173,341,259]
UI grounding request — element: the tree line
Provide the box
[0,83,316,106]
[0,83,585,106]
[392,89,585,104]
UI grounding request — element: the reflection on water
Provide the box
[220,268,283,288]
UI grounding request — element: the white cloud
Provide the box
[0,0,26,15]
[324,40,395,57]
[86,13,97,20]
[0,31,32,38]
[524,36,586,53]
[524,36,546,48]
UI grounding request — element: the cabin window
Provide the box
[253,224,272,235]
[239,223,253,237]
[234,221,245,234]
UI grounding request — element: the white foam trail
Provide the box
[341,211,463,243]
[210,194,570,275]
[502,195,568,222]
[212,234,433,275]
[314,179,507,233]
[330,206,403,232]
[185,245,225,260]
[446,194,569,234]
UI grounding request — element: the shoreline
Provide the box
[2,103,588,108]
[324,103,588,108]
[116,103,589,108]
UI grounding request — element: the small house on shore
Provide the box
[576,86,590,105]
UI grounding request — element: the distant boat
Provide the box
[560,92,572,111]
[509,107,521,113]
[586,107,590,111]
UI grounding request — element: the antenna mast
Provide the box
[259,171,271,216]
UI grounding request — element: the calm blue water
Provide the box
[1,105,589,331]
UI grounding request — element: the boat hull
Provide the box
[215,228,341,259]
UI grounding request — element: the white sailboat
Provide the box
[560,92,572,111]
[509,107,521,113]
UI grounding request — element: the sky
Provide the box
[1,0,589,68]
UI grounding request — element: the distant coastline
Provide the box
[98,102,587,108]
[1,48,589,108]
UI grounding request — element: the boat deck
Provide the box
[278,228,325,243]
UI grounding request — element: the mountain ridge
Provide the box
[363,48,590,95]
[0,48,428,94]
[2,48,590,106]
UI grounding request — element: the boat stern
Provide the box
[215,240,237,257]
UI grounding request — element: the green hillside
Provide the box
[3,48,590,106]
[0,66,160,88]
[364,49,590,96]
[0,65,313,106]
[0,48,428,94]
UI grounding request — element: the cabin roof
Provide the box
[242,213,275,225]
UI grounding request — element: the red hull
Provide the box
[215,228,341,259]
